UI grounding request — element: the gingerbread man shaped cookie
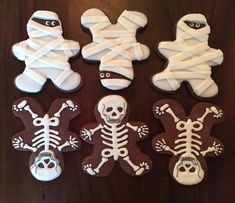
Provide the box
[81,8,149,90]
[152,99,224,185]
[80,95,152,176]
[151,14,223,98]
[12,97,81,181]
[12,10,82,93]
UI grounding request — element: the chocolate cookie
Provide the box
[12,97,81,181]
[152,99,224,185]
[80,95,152,176]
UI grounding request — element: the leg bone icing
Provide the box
[151,14,223,98]
[81,8,149,90]
[12,97,81,181]
[80,95,152,176]
[152,100,224,185]
[12,10,82,93]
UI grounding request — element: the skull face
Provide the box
[173,155,204,185]
[30,151,61,181]
[97,95,127,125]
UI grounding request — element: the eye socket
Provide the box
[189,22,194,27]
[51,21,56,26]
[179,167,186,172]
[48,162,55,168]
[118,107,123,112]
[100,73,104,78]
[45,21,50,26]
[38,163,44,168]
[189,167,196,173]
[106,107,113,112]
[195,23,200,28]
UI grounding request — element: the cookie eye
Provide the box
[45,21,50,26]
[106,73,110,78]
[189,22,194,27]
[51,21,56,26]
[106,107,113,112]
[100,73,104,78]
[196,23,200,28]
[118,107,123,112]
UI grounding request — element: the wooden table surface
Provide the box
[1,0,235,202]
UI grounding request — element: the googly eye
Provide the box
[189,22,194,27]
[195,23,200,28]
[51,21,56,26]
[45,21,50,26]
[100,73,105,78]
[106,73,110,78]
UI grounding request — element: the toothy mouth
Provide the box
[107,118,122,123]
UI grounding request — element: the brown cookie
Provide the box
[80,95,152,176]
[152,99,224,185]
[12,97,81,181]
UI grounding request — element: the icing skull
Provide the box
[97,95,127,125]
[30,151,62,181]
[173,155,204,185]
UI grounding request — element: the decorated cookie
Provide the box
[80,95,152,176]
[12,97,81,181]
[81,8,149,90]
[12,10,82,93]
[151,14,223,98]
[152,99,224,185]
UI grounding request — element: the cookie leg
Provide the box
[15,69,46,93]
[189,78,218,97]
[82,156,114,177]
[120,154,152,176]
[151,72,181,92]
[53,70,82,92]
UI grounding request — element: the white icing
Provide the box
[154,102,223,185]
[81,95,150,175]
[12,99,79,181]
[81,8,149,90]
[12,10,81,93]
[152,14,223,98]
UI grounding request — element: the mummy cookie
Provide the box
[151,14,223,98]
[80,95,152,176]
[152,99,224,185]
[12,10,82,93]
[81,8,150,90]
[12,97,81,181]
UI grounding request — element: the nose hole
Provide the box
[38,163,44,168]
[44,159,50,164]
[189,167,195,173]
[112,112,117,116]
[48,162,55,168]
[179,167,185,172]
[185,164,191,168]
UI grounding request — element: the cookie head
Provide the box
[27,10,62,37]
[172,155,204,185]
[96,95,128,125]
[30,150,61,181]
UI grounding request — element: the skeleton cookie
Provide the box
[81,8,150,90]
[80,95,152,176]
[12,10,82,93]
[152,99,224,185]
[151,14,223,98]
[12,97,81,181]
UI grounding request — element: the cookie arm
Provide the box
[200,137,224,157]
[126,122,149,140]
[207,47,223,66]
[57,131,81,152]
[80,123,103,144]
[61,40,80,57]
[12,40,28,61]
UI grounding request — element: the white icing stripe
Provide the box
[152,14,223,97]
[121,10,147,27]
[54,70,73,87]
[24,68,47,85]
[81,9,149,90]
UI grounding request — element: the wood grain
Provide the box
[0,0,235,202]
